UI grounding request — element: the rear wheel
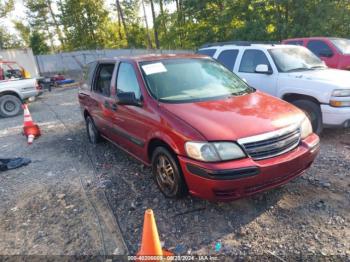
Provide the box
[0,95,22,117]
[292,99,323,135]
[86,116,101,144]
[151,147,188,198]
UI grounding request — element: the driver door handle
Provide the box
[104,101,110,108]
[111,103,118,111]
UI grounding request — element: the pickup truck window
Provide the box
[330,38,350,55]
[116,62,141,100]
[217,49,238,71]
[1,63,23,80]
[307,40,333,57]
[93,63,114,97]
[197,49,216,57]
[239,50,272,73]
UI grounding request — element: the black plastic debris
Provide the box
[0,158,31,172]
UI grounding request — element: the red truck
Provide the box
[282,37,350,70]
[78,54,320,201]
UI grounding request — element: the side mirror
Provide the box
[117,92,142,106]
[255,64,272,75]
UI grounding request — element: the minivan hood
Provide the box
[287,69,350,88]
[160,91,305,141]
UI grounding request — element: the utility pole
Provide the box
[150,0,160,49]
[141,0,153,49]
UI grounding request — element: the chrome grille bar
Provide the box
[237,124,301,160]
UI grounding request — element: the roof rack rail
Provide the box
[199,40,280,48]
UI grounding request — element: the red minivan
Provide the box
[78,54,320,201]
[282,37,350,70]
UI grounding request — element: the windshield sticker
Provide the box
[142,62,167,75]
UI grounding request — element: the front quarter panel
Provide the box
[146,104,206,159]
[277,75,333,104]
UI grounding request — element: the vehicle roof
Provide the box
[283,36,347,41]
[96,53,205,63]
[199,44,298,50]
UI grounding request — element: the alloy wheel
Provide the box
[155,154,177,197]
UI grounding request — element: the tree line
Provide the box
[1,0,350,55]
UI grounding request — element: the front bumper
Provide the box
[178,133,320,201]
[321,104,350,127]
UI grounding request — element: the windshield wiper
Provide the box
[310,65,327,69]
[285,67,313,72]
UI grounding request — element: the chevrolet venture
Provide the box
[78,54,320,201]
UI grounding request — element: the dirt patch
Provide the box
[0,89,127,255]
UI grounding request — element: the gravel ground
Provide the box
[0,87,349,259]
[0,88,127,256]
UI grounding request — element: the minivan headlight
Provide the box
[185,142,246,162]
[300,117,313,139]
[332,89,350,97]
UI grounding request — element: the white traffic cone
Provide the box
[27,134,35,145]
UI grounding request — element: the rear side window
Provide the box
[197,49,216,57]
[116,63,141,100]
[83,62,97,88]
[217,49,239,71]
[239,50,272,73]
[93,63,115,97]
[307,40,333,57]
[285,40,303,46]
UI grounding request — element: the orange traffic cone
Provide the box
[22,104,41,145]
[137,209,173,261]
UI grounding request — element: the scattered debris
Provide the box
[0,157,31,172]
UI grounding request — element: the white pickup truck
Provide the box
[0,78,39,117]
[0,60,40,117]
[198,42,350,134]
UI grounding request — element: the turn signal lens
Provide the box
[330,100,350,107]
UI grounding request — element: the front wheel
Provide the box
[86,116,101,144]
[292,99,323,135]
[0,95,22,118]
[151,147,188,198]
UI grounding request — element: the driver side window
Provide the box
[116,63,141,100]
[239,50,272,73]
[307,40,333,57]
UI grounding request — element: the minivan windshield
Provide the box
[330,38,350,54]
[269,47,326,72]
[139,58,253,103]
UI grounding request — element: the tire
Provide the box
[151,147,188,198]
[86,116,101,144]
[0,95,22,118]
[292,99,323,134]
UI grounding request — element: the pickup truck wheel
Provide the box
[292,100,323,134]
[152,147,188,198]
[0,95,22,118]
[86,116,101,144]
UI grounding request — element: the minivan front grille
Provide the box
[238,124,301,160]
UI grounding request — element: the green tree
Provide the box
[59,0,110,50]
[30,31,50,54]
[13,21,31,46]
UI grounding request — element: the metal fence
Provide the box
[36,49,192,80]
